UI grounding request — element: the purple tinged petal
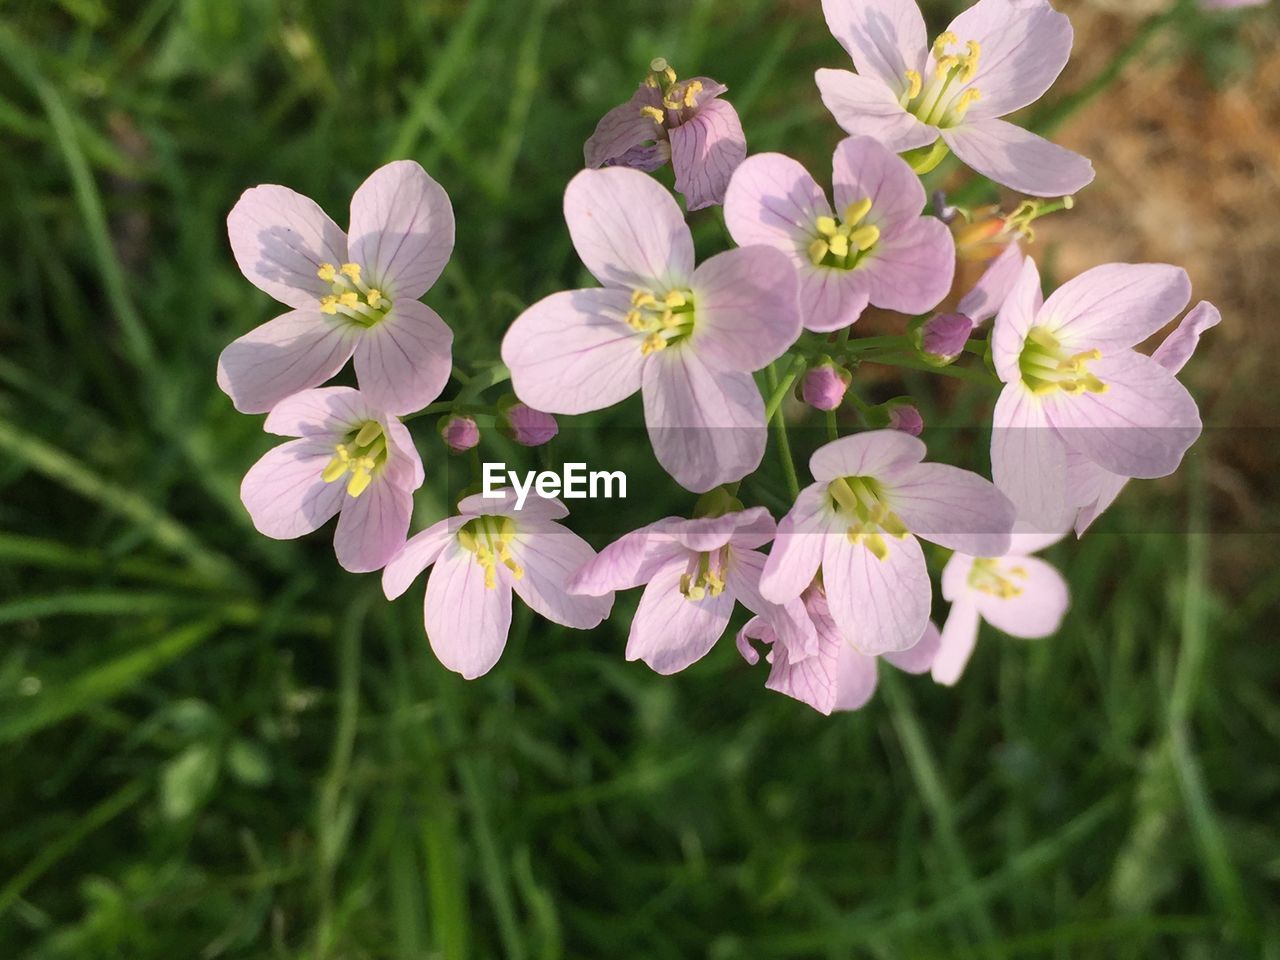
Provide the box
[942,120,1094,197]
[456,489,570,521]
[992,256,1043,382]
[1153,301,1221,373]
[824,532,931,655]
[626,559,736,674]
[567,522,687,595]
[689,246,801,371]
[333,477,413,574]
[670,98,747,211]
[351,299,452,416]
[765,622,841,715]
[920,312,975,362]
[240,438,345,540]
[1007,521,1068,556]
[263,386,371,438]
[662,507,775,553]
[1072,465,1129,536]
[424,542,512,679]
[563,167,694,291]
[888,404,925,436]
[723,152,832,261]
[860,216,956,315]
[991,384,1073,531]
[883,620,942,674]
[885,461,1015,556]
[932,600,980,686]
[799,268,873,333]
[802,363,851,411]
[440,415,481,453]
[809,429,926,482]
[820,0,929,88]
[382,416,426,490]
[508,519,613,628]
[382,517,459,600]
[832,135,928,233]
[1041,264,1192,353]
[348,160,454,299]
[958,241,1025,326]
[815,69,939,152]
[736,616,767,666]
[759,483,836,603]
[584,84,666,170]
[217,311,358,415]
[972,555,1069,638]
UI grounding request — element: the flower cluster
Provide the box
[219,0,1221,713]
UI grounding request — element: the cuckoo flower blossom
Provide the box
[1069,301,1220,535]
[569,507,811,674]
[240,387,423,573]
[382,491,612,680]
[584,58,746,210]
[502,167,801,493]
[990,258,1203,531]
[933,525,1067,685]
[724,136,954,332]
[220,161,454,415]
[815,0,1094,196]
[738,584,941,714]
[760,430,1015,655]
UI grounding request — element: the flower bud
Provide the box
[916,312,974,366]
[439,415,480,453]
[887,404,924,437]
[500,402,558,447]
[801,360,851,411]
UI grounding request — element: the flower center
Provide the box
[638,58,703,128]
[626,287,696,356]
[321,420,388,498]
[457,515,525,590]
[808,198,880,270]
[315,262,391,326]
[1018,326,1109,396]
[679,546,729,601]
[967,557,1027,598]
[901,32,983,128]
[827,476,909,561]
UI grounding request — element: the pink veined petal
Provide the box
[823,533,931,655]
[958,241,1025,326]
[942,120,1094,198]
[992,256,1044,383]
[1041,263,1192,353]
[381,415,425,491]
[263,386,371,438]
[727,550,819,660]
[814,69,939,153]
[217,310,358,415]
[944,0,1074,122]
[689,246,801,372]
[932,600,981,686]
[1152,301,1221,374]
[352,299,453,416]
[227,184,348,310]
[759,483,836,603]
[723,152,831,260]
[456,490,569,522]
[626,559,736,674]
[736,615,768,666]
[240,438,346,540]
[1072,466,1129,536]
[1041,352,1202,480]
[382,517,459,600]
[809,429,926,482]
[820,0,929,89]
[991,384,1073,531]
[348,160,455,299]
[884,461,1015,557]
[670,98,747,211]
[661,507,775,553]
[859,216,956,315]
[641,351,766,493]
[883,620,942,674]
[424,543,513,680]
[563,167,695,291]
[832,135,928,233]
[584,84,666,170]
[567,523,687,595]
[508,519,613,628]
[940,551,973,603]
[1007,521,1069,556]
[799,266,873,333]
[502,288,647,416]
[972,554,1069,638]
[832,642,881,712]
[332,477,414,574]
[765,622,840,715]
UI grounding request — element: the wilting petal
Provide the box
[1042,352,1201,479]
[759,483,836,603]
[832,135,928,232]
[809,429,926,482]
[1042,264,1191,353]
[227,184,348,309]
[799,266,873,333]
[564,167,695,290]
[382,517,459,599]
[689,247,801,371]
[991,384,1072,531]
[766,617,841,715]
[670,98,747,211]
[815,69,938,153]
[264,386,370,438]
[626,560,735,674]
[723,152,831,257]
[348,160,455,299]
[584,85,666,170]
[972,555,1068,638]
[883,620,941,674]
[218,311,358,414]
[642,352,766,492]
[943,120,1094,197]
[241,438,345,539]
[351,300,453,416]
[860,216,955,315]
[932,600,980,686]
[824,533,931,655]
[820,0,929,89]
[885,461,1015,556]
[508,519,613,628]
[333,478,413,573]
[992,256,1044,382]
[1153,301,1221,374]
[726,548,817,659]
[958,241,1025,326]
[568,523,686,595]
[424,543,513,679]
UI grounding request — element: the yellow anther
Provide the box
[663,66,677,85]
[844,198,873,226]
[952,88,982,117]
[932,31,959,57]
[664,289,687,308]
[640,105,665,123]
[827,234,850,259]
[660,308,680,328]
[319,295,339,315]
[962,40,982,80]
[815,215,838,237]
[644,74,660,88]
[848,224,881,252]
[663,94,682,110]
[625,310,648,330]
[347,469,372,498]
[904,69,922,100]
[686,584,706,600]
[317,263,337,282]
[935,55,959,78]
[706,570,725,596]
[366,288,382,306]
[808,238,830,265]
[353,420,382,447]
[339,292,360,308]
[483,563,497,590]
[322,455,348,483]
[632,290,657,307]
[641,333,667,355]
[682,80,703,108]
[340,263,362,281]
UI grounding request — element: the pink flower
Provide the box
[382,490,612,679]
[918,312,974,364]
[439,415,480,453]
[738,583,941,714]
[240,387,424,573]
[957,240,1026,325]
[990,258,1204,531]
[802,361,852,411]
[501,167,801,493]
[887,404,924,436]
[568,507,812,674]
[1069,301,1220,535]
[933,525,1068,685]
[815,0,1094,197]
[499,403,559,447]
[584,59,747,211]
[220,161,455,416]
[723,136,954,332]
[760,430,1015,654]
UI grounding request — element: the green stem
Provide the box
[825,409,838,442]
[456,362,511,403]
[764,354,805,421]
[765,362,801,500]
[901,138,951,175]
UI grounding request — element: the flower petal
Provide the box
[263,386,371,438]
[860,216,955,315]
[759,483,835,604]
[217,311,359,414]
[564,167,694,291]
[457,489,569,521]
[815,69,938,152]
[1041,263,1192,353]
[832,643,881,712]
[932,600,980,686]
[1071,460,1129,536]
[348,160,455,299]
[670,98,747,211]
[824,533,931,655]
[765,610,841,714]
[333,477,413,574]
[509,519,613,628]
[884,461,1015,556]
[958,241,1025,326]
[942,119,1094,197]
[726,548,817,659]
[626,559,735,674]
[1152,301,1221,374]
[990,384,1073,531]
[352,299,453,416]
[382,517,459,600]
[883,620,942,674]
[809,429,926,482]
[240,438,345,539]
[799,267,873,333]
[972,555,1068,638]
[832,135,928,232]
[689,247,801,371]
[723,152,831,259]
[567,522,687,595]
[424,543,513,679]
[820,0,929,89]
[992,255,1044,382]
[584,85,666,170]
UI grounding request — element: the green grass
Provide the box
[1,0,1278,957]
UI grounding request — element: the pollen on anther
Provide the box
[317,263,337,282]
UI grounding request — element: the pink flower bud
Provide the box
[801,362,851,411]
[888,404,923,437]
[439,415,480,453]
[919,312,974,365]
[502,403,558,447]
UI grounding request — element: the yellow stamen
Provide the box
[951,88,982,119]
[848,224,880,252]
[338,292,359,308]
[366,288,382,306]
[844,198,872,226]
[319,295,339,315]
[632,290,657,307]
[961,40,982,82]
[640,105,665,123]
[317,263,337,282]
[933,31,959,57]
[904,69,922,100]
[641,333,667,355]
[353,421,382,447]
[340,263,361,282]
[827,233,850,259]
[664,289,687,308]
[815,215,838,237]
[346,468,372,498]
[808,238,830,265]
[625,310,647,330]
[322,453,348,483]
[934,55,959,79]
[682,80,703,108]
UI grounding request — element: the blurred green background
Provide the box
[2,0,1278,957]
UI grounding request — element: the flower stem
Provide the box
[765,361,801,500]
[763,354,805,421]
[825,409,838,442]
